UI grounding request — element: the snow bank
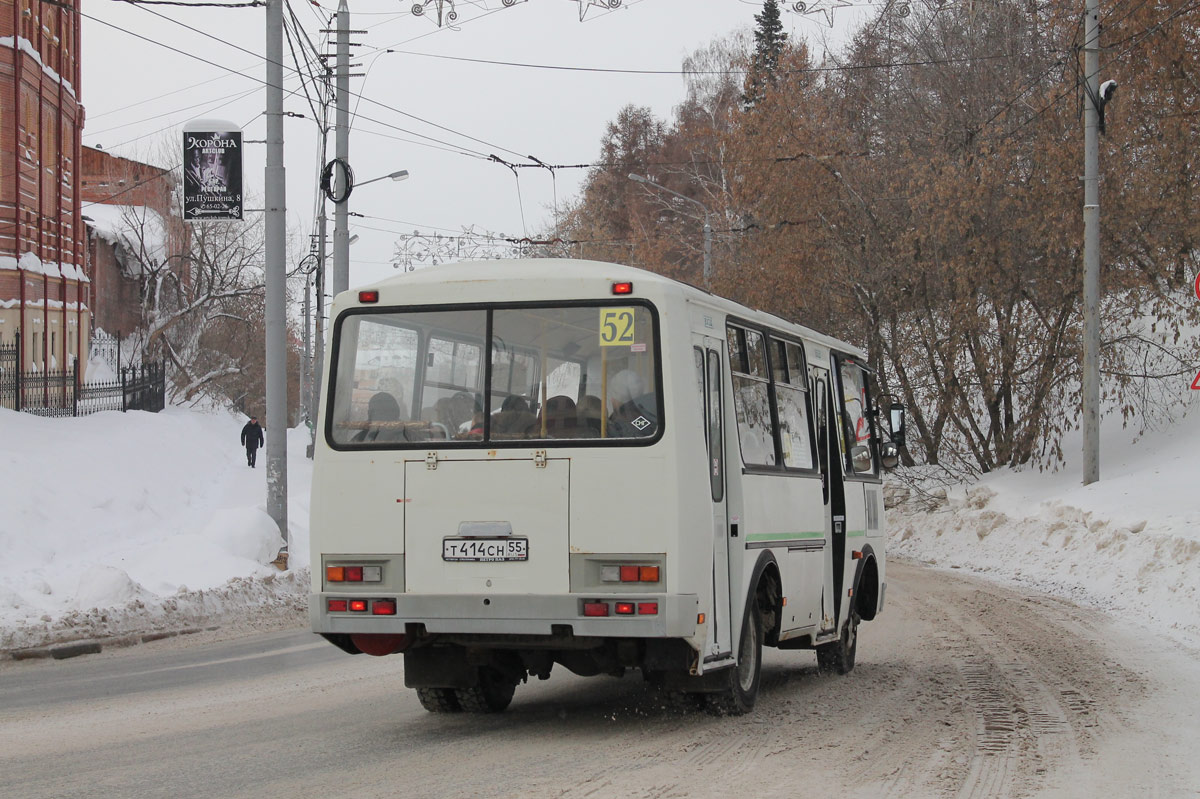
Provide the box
[890,397,1200,649]
[0,407,312,651]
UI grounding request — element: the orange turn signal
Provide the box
[639,565,660,582]
[326,566,345,582]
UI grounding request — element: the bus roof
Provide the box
[349,259,866,359]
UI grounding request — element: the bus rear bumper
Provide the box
[310,592,699,638]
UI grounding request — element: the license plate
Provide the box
[442,537,528,562]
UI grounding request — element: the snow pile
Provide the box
[0,407,312,652]
[890,399,1200,649]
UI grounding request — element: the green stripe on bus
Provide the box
[744,531,825,542]
[847,530,867,538]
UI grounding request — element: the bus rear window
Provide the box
[328,304,660,447]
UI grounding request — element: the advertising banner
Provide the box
[182,122,242,221]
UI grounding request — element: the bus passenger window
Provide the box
[727,325,775,467]
[839,360,877,475]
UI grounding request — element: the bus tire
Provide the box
[455,667,517,713]
[816,610,858,675]
[706,606,762,716]
[416,686,462,713]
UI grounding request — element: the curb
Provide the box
[3,625,220,662]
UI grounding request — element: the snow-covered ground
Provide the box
[1,399,1196,655]
[890,399,1200,650]
[0,407,312,651]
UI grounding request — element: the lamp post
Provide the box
[332,169,409,297]
[298,253,319,427]
[628,173,712,289]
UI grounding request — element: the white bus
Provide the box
[310,259,903,714]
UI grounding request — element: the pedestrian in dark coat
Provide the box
[241,416,265,467]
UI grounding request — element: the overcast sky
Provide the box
[81,0,869,288]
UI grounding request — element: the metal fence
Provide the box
[0,332,165,417]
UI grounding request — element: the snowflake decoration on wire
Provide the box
[410,0,458,26]
[787,0,946,28]
[571,0,622,22]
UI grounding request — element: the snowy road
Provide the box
[2,561,1197,799]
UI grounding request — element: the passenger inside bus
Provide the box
[492,394,537,438]
[353,391,402,442]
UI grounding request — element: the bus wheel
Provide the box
[455,667,517,713]
[816,611,859,675]
[706,608,762,716]
[416,687,462,713]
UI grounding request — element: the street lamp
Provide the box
[629,173,712,289]
[298,253,319,428]
[356,169,409,189]
[332,168,409,300]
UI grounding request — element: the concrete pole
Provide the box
[1082,0,1100,485]
[702,214,712,290]
[310,206,327,458]
[332,0,351,298]
[265,0,289,549]
[301,265,311,423]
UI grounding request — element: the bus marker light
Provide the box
[611,281,633,295]
[697,613,706,624]
[327,599,348,612]
[359,290,379,303]
[350,600,368,612]
[639,566,659,582]
[345,566,364,582]
[852,551,863,560]
[615,602,635,615]
[600,565,621,583]
[619,565,639,582]
[326,566,345,582]
[362,566,383,582]
[583,602,609,617]
[372,600,397,615]
[847,588,854,598]
[781,597,788,607]
[637,602,658,615]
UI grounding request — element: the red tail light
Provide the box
[345,566,364,582]
[372,599,396,615]
[327,599,348,612]
[611,281,633,295]
[359,290,379,303]
[349,600,368,612]
[583,602,609,617]
[619,565,639,582]
[637,602,659,615]
[615,602,635,615]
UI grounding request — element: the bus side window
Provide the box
[838,360,877,475]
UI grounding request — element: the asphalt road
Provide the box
[2,561,1198,799]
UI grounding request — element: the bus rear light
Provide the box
[358,290,379,303]
[600,566,620,582]
[362,566,382,582]
[611,281,633,295]
[345,566,364,582]
[615,602,635,615]
[327,599,348,612]
[637,602,658,615]
[349,600,368,612]
[583,602,609,617]
[639,566,659,582]
[619,565,639,582]
[326,566,345,582]
[372,600,397,615]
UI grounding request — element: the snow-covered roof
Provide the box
[83,204,169,276]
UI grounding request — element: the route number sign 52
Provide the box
[599,308,636,347]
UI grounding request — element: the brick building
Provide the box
[80,146,182,341]
[0,0,86,373]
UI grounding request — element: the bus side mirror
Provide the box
[880,441,900,470]
[889,402,906,449]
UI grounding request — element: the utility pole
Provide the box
[1082,0,1100,485]
[264,0,289,555]
[332,0,351,298]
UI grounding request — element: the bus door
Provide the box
[809,365,843,633]
[693,339,732,660]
